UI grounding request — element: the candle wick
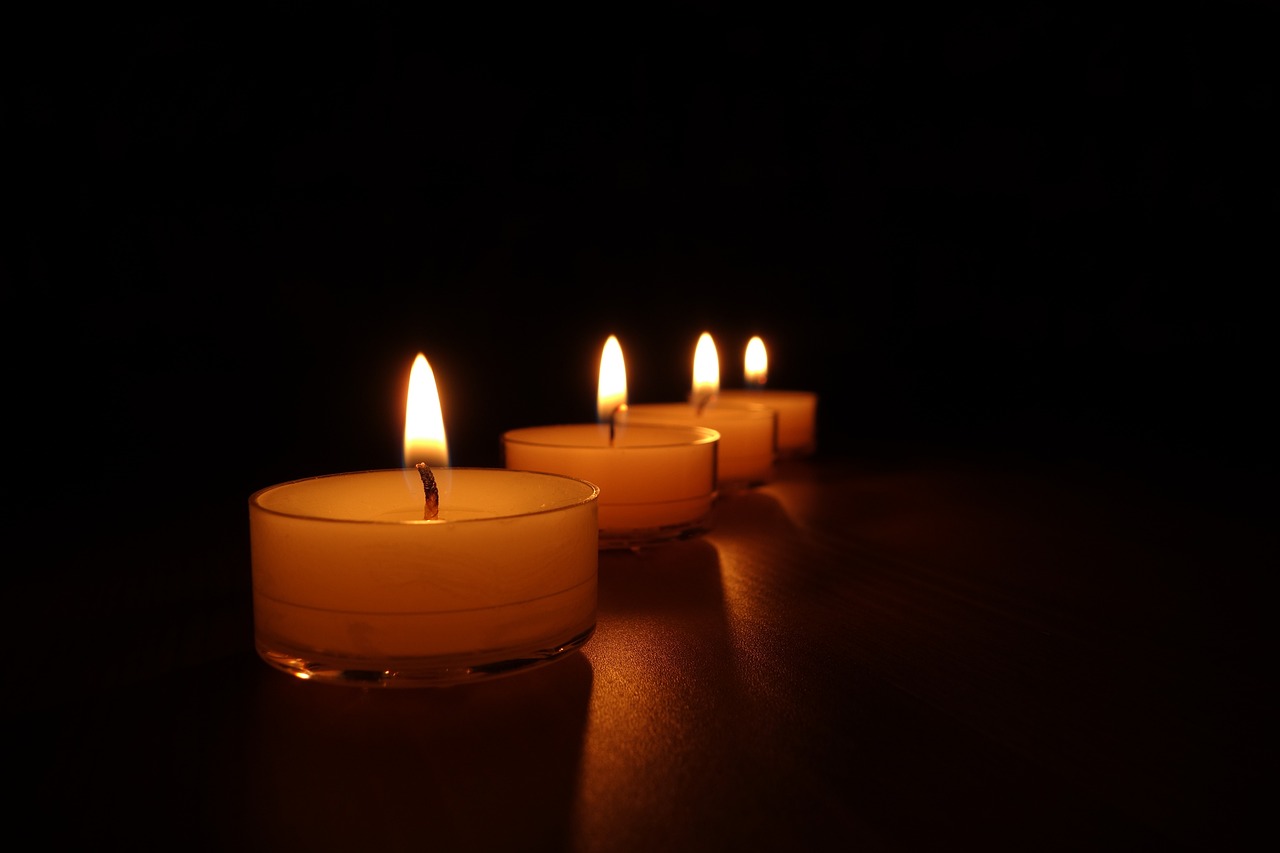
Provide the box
[609,403,627,445]
[694,393,714,416]
[416,462,439,520]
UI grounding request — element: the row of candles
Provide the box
[248,333,817,688]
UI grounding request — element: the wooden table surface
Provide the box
[7,451,1267,851]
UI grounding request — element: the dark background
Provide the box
[6,11,1274,848]
[10,6,1274,538]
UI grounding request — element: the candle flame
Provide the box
[597,335,628,423]
[404,353,449,468]
[692,332,720,402]
[745,336,768,387]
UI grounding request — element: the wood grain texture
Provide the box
[8,453,1262,851]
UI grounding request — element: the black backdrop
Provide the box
[11,6,1273,537]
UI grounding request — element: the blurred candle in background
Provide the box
[691,331,720,407]
[718,336,818,459]
[744,335,768,389]
[622,331,776,489]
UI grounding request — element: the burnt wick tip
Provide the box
[416,462,439,520]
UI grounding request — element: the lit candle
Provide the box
[248,352,601,687]
[716,335,819,459]
[620,332,778,489]
[502,335,720,550]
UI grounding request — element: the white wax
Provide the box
[619,402,777,488]
[502,423,719,544]
[249,468,599,678]
[715,389,818,458]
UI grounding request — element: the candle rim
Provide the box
[249,467,600,525]
[717,388,817,399]
[625,401,778,420]
[503,423,720,449]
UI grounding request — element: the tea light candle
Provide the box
[503,336,720,549]
[716,336,818,458]
[620,332,777,489]
[249,353,600,687]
